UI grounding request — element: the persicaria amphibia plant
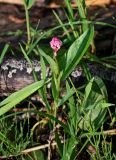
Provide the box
[50,37,62,56]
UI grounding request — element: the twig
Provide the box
[102,129,116,136]
[82,129,116,138]
[0,142,60,159]
[0,140,64,159]
[22,142,58,154]
[0,129,116,158]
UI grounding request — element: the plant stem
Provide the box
[53,101,57,128]
[23,0,31,50]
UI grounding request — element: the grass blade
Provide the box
[38,47,59,76]
[62,25,94,80]
[0,80,46,116]
[0,44,9,64]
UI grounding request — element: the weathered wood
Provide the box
[0,57,116,96]
[0,58,50,96]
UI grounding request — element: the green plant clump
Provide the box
[0,0,116,159]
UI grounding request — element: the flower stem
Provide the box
[23,0,31,50]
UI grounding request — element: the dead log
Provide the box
[0,58,50,96]
[0,57,116,96]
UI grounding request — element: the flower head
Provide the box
[50,37,62,56]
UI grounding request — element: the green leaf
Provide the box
[0,44,9,64]
[0,80,46,116]
[100,103,114,108]
[83,77,108,110]
[38,47,59,76]
[62,25,94,80]
[62,136,77,160]
[79,76,112,130]
[75,0,88,32]
[51,75,59,101]
[64,0,79,38]
[64,0,74,20]
[40,56,47,80]
[57,87,75,107]
[55,132,63,156]
[28,150,46,160]
[84,77,94,101]
[25,0,36,9]
[20,44,33,68]
[66,81,79,130]
[81,61,92,81]
[38,56,51,111]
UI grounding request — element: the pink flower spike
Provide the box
[50,37,62,56]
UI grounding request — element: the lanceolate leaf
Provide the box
[57,87,75,107]
[0,44,9,64]
[79,77,114,130]
[55,132,63,156]
[62,136,77,160]
[62,25,94,80]
[38,47,59,76]
[0,80,46,116]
